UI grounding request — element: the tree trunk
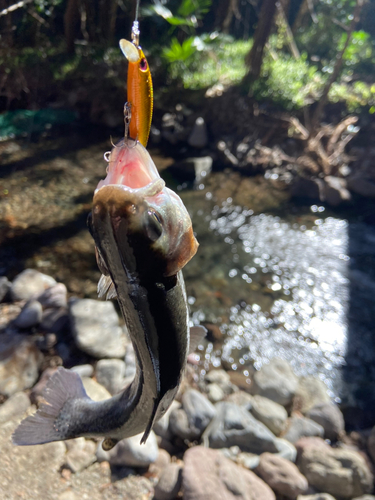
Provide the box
[244,0,277,82]
[64,0,80,54]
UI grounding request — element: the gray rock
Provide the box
[69,298,127,358]
[237,452,261,469]
[298,443,374,498]
[95,358,126,395]
[96,431,158,467]
[0,391,30,424]
[82,377,111,401]
[275,438,297,462]
[252,358,299,406]
[0,277,11,302]
[70,364,94,378]
[37,283,68,308]
[295,377,331,414]
[30,367,57,404]
[207,383,225,402]
[226,390,253,410]
[0,335,42,396]
[153,400,180,441]
[124,344,136,378]
[251,395,288,436]
[307,403,345,441]
[297,495,336,500]
[182,446,276,500]
[204,402,278,454]
[10,269,56,302]
[205,369,231,386]
[256,452,308,498]
[188,117,208,148]
[154,462,183,500]
[169,389,215,440]
[64,437,96,473]
[14,299,43,329]
[284,416,324,444]
[40,306,69,333]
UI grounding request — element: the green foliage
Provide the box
[163,37,196,63]
[143,0,211,30]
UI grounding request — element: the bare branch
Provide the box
[0,0,33,17]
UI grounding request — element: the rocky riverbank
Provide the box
[0,268,375,499]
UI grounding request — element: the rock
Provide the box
[58,491,78,500]
[0,391,30,424]
[284,416,324,444]
[70,364,94,378]
[322,176,351,206]
[10,269,56,302]
[154,462,183,500]
[188,117,208,148]
[40,307,69,333]
[205,369,231,386]
[30,367,58,404]
[252,358,298,406]
[64,437,96,473]
[96,431,158,467]
[348,175,375,198]
[95,358,126,395]
[0,335,42,396]
[207,383,225,402]
[14,299,43,329]
[0,277,11,302]
[124,344,136,378]
[307,403,345,441]
[153,400,180,441]
[297,495,336,500]
[226,390,253,409]
[148,448,171,476]
[69,298,127,358]
[275,438,297,462]
[82,377,111,401]
[36,283,68,308]
[169,156,213,182]
[256,452,308,498]
[298,443,374,498]
[204,402,278,454]
[237,452,261,470]
[182,446,276,500]
[170,389,216,440]
[294,377,331,414]
[353,497,375,500]
[251,395,288,436]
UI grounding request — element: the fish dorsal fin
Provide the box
[189,325,207,354]
[98,274,117,300]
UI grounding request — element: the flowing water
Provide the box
[1,131,375,424]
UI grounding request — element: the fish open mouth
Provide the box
[95,139,162,194]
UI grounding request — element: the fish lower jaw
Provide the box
[94,179,165,199]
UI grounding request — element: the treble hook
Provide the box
[124,102,132,142]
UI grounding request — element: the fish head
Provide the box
[90,140,198,281]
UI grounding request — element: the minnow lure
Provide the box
[120,20,153,147]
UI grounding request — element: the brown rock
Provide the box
[182,446,276,500]
[154,462,183,500]
[256,452,308,498]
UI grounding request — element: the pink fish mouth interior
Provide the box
[96,141,160,192]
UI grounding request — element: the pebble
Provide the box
[40,307,69,333]
[124,344,136,378]
[148,448,171,476]
[0,277,11,302]
[226,390,253,409]
[256,452,308,498]
[82,377,111,401]
[251,358,299,406]
[14,299,43,329]
[10,269,56,301]
[275,438,297,462]
[251,394,288,436]
[298,441,374,498]
[306,403,345,441]
[207,382,225,402]
[69,298,127,358]
[96,431,159,467]
[294,377,331,414]
[64,437,96,473]
[182,446,276,500]
[58,491,78,500]
[36,283,68,309]
[154,462,183,500]
[283,416,325,444]
[0,334,42,396]
[205,369,233,393]
[237,452,261,469]
[0,391,30,424]
[203,401,278,454]
[30,367,58,404]
[95,358,126,395]
[70,364,94,378]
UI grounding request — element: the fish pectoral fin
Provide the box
[98,274,117,300]
[189,325,207,354]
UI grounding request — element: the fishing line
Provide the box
[132,0,141,47]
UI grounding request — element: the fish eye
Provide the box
[144,209,162,241]
[140,58,148,72]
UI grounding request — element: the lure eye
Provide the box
[139,58,148,72]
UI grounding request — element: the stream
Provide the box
[1,129,375,425]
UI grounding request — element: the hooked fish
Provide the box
[13,139,204,449]
[120,38,153,148]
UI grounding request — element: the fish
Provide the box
[120,39,153,148]
[12,138,205,449]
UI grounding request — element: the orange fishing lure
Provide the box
[120,38,153,148]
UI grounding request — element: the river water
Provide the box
[1,131,375,425]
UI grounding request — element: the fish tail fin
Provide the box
[12,367,88,446]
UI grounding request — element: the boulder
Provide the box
[284,416,324,444]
